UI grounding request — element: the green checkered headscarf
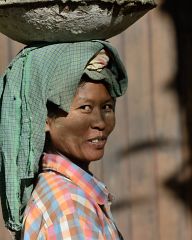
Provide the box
[0,40,128,231]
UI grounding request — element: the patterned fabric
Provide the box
[0,40,128,231]
[86,49,109,71]
[22,153,123,239]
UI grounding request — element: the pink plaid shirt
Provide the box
[22,153,123,239]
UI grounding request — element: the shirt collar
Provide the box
[42,153,110,205]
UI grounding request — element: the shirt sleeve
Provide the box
[22,202,105,240]
[22,204,47,240]
[46,212,105,240]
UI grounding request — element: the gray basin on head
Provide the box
[0,0,156,44]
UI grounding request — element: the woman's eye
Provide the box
[80,105,92,112]
[104,104,114,111]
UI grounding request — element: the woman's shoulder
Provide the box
[23,170,102,233]
[29,171,97,215]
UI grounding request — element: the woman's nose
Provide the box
[91,110,106,130]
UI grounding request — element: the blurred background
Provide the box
[1,0,192,239]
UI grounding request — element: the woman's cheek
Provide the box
[107,114,116,133]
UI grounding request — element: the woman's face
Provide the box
[46,81,116,166]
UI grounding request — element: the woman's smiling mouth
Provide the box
[88,136,107,148]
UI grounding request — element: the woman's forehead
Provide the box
[74,81,114,102]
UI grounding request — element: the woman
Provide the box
[0,40,127,239]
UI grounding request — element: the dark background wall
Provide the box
[1,1,192,239]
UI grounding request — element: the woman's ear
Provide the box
[45,117,51,132]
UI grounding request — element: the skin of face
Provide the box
[45,81,116,169]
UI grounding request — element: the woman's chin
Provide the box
[61,149,104,165]
[82,149,104,163]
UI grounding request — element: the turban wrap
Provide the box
[0,40,128,231]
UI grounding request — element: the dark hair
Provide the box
[46,101,62,118]
[79,74,112,94]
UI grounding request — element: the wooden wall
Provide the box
[1,1,192,239]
